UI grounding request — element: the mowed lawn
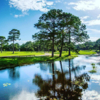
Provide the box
[0,51,45,57]
[54,50,96,55]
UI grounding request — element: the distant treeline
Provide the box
[76,39,100,51]
[2,38,100,52]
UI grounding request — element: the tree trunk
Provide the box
[59,36,64,57]
[1,44,2,53]
[68,30,71,56]
[59,45,63,57]
[13,40,14,54]
[69,48,71,56]
[52,36,54,57]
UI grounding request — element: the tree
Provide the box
[95,39,100,52]
[33,9,89,57]
[0,36,7,53]
[33,9,63,57]
[62,13,89,55]
[20,41,34,51]
[8,29,20,54]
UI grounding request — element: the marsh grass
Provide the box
[89,63,97,73]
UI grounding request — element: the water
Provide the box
[0,55,100,100]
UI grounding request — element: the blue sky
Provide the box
[0,0,100,44]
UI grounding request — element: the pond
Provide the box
[0,55,100,100]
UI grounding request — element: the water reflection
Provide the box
[8,67,20,80]
[33,59,90,100]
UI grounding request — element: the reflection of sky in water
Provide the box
[0,55,100,99]
[10,90,38,100]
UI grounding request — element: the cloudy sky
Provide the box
[0,0,100,44]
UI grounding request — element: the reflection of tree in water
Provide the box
[40,62,51,72]
[40,62,57,73]
[8,67,20,80]
[33,59,90,100]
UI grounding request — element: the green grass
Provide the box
[0,51,45,57]
[0,55,77,70]
[89,70,97,73]
[0,50,96,57]
[54,50,96,55]
[0,50,96,70]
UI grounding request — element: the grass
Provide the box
[0,51,45,57]
[89,70,97,73]
[0,55,77,70]
[54,50,96,55]
[0,50,96,70]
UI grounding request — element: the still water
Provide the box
[0,55,100,100]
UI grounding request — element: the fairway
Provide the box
[0,51,45,57]
[0,50,96,57]
[54,50,96,55]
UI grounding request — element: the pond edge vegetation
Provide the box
[0,50,96,70]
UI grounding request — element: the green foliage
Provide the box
[89,70,96,73]
[8,29,20,54]
[0,36,7,53]
[33,9,89,57]
[89,63,97,73]
[76,40,96,50]
[8,29,20,41]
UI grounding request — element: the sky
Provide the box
[0,0,100,44]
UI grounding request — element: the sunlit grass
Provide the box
[0,51,45,57]
[0,50,96,69]
[54,50,96,55]
[0,55,77,69]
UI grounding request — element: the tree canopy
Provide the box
[8,29,20,54]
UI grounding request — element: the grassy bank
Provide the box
[0,51,45,57]
[0,50,96,70]
[0,55,77,70]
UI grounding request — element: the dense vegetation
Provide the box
[1,39,100,53]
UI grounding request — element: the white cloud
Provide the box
[81,16,89,20]
[82,90,100,100]
[82,19,100,26]
[80,16,89,23]
[9,0,53,12]
[87,28,100,33]
[10,90,38,100]
[97,14,100,18]
[68,0,100,11]
[89,37,99,41]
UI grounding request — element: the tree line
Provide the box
[0,9,94,57]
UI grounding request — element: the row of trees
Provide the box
[0,29,20,53]
[1,38,100,52]
[2,9,100,56]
